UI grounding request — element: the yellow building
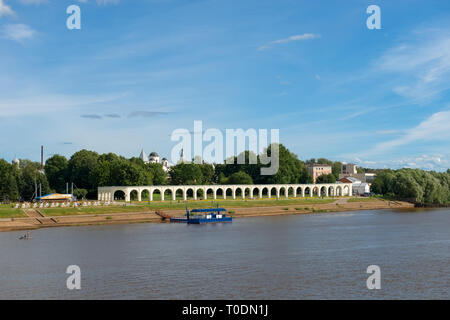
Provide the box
[307,164,332,183]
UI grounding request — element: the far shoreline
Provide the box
[0,198,416,233]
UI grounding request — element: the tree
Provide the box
[227,171,253,184]
[45,154,68,192]
[370,168,450,205]
[17,160,51,201]
[260,144,310,184]
[108,158,152,186]
[331,161,342,180]
[67,150,99,194]
[169,163,203,185]
[317,158,332,165]
[316,173,336,183]
[146,163,167,185]
[73,188,88,200]
[371,170,396,195]
[200,164,215,184]
[0,160,19,201]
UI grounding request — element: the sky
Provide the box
[1,0,450,171]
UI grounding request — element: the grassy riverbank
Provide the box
[0,206,26,218]
[40,197,336,216]
[0,198,416,232]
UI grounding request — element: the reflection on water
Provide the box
[0,208,449,299]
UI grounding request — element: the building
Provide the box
[179,148,186,163]
[149,152,160,164]
[338,172,376,183]
[341,163,357,175]
[339,162,376,183]
[139,149,171,172]
[139,150,148,163]
[12,156,20,167]
[307,164,332,183]
[339,177,370,195]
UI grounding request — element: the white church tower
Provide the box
[139,149,149,163]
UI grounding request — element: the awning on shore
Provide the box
[36,193,73,201]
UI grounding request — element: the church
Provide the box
[139,149,171,172]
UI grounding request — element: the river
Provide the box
[0,208,448,299]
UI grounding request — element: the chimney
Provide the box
[41,145,44,170]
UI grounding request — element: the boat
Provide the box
[170,206,232,224]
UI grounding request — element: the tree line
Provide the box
[2,144,449,204]
[0,144,321,200]
[371,168,450,205]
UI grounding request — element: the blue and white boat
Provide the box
[170,206,232,224]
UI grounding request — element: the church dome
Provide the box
[149,152,159,157]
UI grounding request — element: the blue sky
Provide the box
[1,0,450,171]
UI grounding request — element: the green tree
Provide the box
[17,160,51,201]
[73,188,88,200]
[227,171,253,184]
[260,144,310,184]
[67,150,99,193]
[109,158,152,186]
[0,160,19,201]
[146,163,167,185]
[316,173,336,183]
[169,163,203,185]
[200,164,215,184]
[331,161,342,180]
[45,154,68,192]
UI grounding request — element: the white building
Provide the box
[339,176,370,195]
[139,149,171,172]
[12,156,20,167]
[353,182,370,195]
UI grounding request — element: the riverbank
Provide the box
[0,198,414,232]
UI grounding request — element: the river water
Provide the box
[0,208,448,299]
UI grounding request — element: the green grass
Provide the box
[41,206,152,217]
[133,197,335,209]
[39,197,336,217]
[348,197,379,202]
[0,207,26,218]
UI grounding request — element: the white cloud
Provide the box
[340,110,450,171]
[258,33,320,50]
[0,23,36,43]
[349,110,450,162]
[0,0,14,17]
[375,110,450,150]
[374,155,448,171]
[377,30,450,102]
